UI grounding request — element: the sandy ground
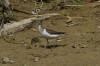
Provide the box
[0,0,100,66]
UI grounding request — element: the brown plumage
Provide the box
[45,28,65,35]
[39,21,65,35]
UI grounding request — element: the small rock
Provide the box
[72,44,80,49]
[32,28,36,32]
[22,64,27,66]
[57,40,61,42]
[72,43,87,49]
[26,45,32,49]
[24,44,27,47]
[80,44,87,48]
[23,0,27,2]
[97,26,100,29]
[24,44,32,49]
[31,8,41,15]
[2,57,15,64]
[33,57,40,62]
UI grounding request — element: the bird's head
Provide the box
[36,20,43,26]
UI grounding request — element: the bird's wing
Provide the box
[46,28,65,35]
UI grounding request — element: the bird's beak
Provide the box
[37,21,43,25]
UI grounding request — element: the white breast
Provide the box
[38,25,60,39]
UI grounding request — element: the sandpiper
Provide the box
[37,21,65,44]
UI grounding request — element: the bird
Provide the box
[37,21,65,45]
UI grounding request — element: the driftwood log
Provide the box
[0,13,60,36]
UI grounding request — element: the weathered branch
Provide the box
[13,8,31,15]
[65,5,83,7]
[0,13,60,36]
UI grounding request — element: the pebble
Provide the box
[72,43,87,49]
[33,57,40,62]
[97,26,100,29]
[57,39,62,42]
[2,57,15,64]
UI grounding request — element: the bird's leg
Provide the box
[46,39,49,44]
[44,38,49,48]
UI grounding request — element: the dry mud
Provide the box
[0,0,100,66]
